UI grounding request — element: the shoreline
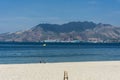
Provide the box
[0,61,120,80]
[0,41,120,44]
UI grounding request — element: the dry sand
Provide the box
[0,61,120,80]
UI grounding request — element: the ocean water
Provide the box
[0,42,120,64]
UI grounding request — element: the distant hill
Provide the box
[35,21,96,33]
[0,21,120,43]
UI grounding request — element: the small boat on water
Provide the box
[43,44,47,47]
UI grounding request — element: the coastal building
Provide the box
[88,38,103,43]
[44,39,60,42]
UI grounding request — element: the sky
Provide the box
[0,0,120,33]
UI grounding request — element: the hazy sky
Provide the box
[0,0,120,33]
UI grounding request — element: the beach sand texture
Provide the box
[0,61,120,80]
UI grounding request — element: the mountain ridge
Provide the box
[0,21,120,43]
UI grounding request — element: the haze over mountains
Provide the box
[0,21,120,43]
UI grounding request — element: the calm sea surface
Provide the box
[0,42,120,64]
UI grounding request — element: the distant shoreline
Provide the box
[0,41,119,44]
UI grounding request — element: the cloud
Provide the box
[0,17,31,22]
[106,11,120,17]
[116,0,120,2]
[87,0,98,5]
[0,16,61,22]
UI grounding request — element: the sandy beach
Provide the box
[0,61,120,80]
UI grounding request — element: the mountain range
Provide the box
[0,21,120,43]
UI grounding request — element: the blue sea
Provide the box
[0,42,120,64]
